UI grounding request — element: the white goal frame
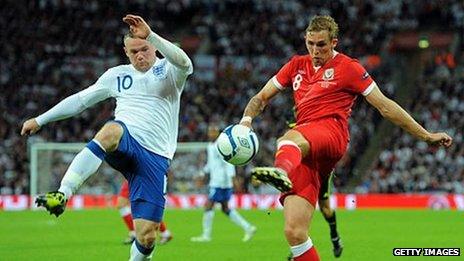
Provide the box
[29,142,209,197]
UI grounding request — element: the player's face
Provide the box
[124,38,157,72]
[305,30,338,67]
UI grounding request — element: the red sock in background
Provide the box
[294,246,320,261]
[120,206,134,232]
[274,141,302,174]
[159,221,167,232]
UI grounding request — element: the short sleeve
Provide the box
[78,69,113,107]
[344,60,375,96]
[273,56,298,90]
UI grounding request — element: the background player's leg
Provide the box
[284,195,320,261]
[117,196,136,244]
[319,198,343,257]
[201,200,215,240]
[191,200,214,242]
[158,221,173,245]
[220,201,256,242]
[59,122,123,198]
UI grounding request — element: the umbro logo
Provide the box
[297,70,306,74]
[362,71,370,80]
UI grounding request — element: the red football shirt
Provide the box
[273,53,375,127]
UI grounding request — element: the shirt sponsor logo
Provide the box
[318,81,337,89]
[323,68,334,81]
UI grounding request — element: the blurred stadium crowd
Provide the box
[1,0,463,195]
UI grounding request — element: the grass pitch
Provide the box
[0,208,462,260]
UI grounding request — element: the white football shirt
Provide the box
[204,142,236,188]
[77,58,192,159]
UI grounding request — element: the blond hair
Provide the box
[123,32,134,45]
[306,15,339,40]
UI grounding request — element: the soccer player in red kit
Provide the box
[240,15,452,261]
[117,180,173,245]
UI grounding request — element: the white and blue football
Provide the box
[216,124,259,166]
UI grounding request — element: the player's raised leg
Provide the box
[284,195,320,261]
[220,201,257,242]
[251,130,310,192]
[36,122,123,216]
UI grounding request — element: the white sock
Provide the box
[202,210,214,238]
[119,206,131,216]
[129,241,151,261]
[58,140,105,198]
[290,238,313,257]
[161,230,171,238]
[229,209,252,231]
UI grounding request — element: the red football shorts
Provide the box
[119,180,129,199]
[280,117,348,207]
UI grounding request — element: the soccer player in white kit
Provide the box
[191,127,257,243]
[21,14,193,260]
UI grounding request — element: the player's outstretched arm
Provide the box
[365,85,452,147]
[240,79,280,128]
[20,80,112,136]
[20,93,87,136]
[123,14,192,72]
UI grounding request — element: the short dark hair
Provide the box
[306,15,339,39]
[123,32,134,45]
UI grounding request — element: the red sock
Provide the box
[294,246,320,261]
[274,142,302,174]
[159,221,167,232]
[120,206,134,231]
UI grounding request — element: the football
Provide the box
[216,124,259,166]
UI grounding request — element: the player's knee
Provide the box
[204,201,214,211]
[137,226,157,247]
[221,204,229,213]
[284,224,307,245]
[116,197,129,209]
[320,204,332,218]
[277,130,309,156]
[95,123,123,152]
[141,233,156,247]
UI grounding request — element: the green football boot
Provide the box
[35,191,68,217]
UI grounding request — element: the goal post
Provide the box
[29,141,209,197]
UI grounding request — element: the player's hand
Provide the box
[426,132,452,148]
[21,118,41,136]
[123,14,152,39]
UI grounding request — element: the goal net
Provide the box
[29,141,209,197]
